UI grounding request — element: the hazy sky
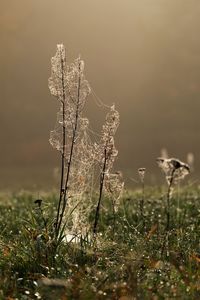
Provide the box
[1,0,200,188]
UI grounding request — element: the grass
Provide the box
[0,186,200,299]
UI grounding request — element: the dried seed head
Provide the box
[138,168,146,183]
[34,199,42,208]
[157,157,190,185]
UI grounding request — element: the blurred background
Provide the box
[1,0,200,189]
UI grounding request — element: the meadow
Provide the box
[0,186,200,299]
[0,44,199,300]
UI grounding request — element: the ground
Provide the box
[0,186,200,299]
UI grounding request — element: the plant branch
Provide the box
[55,56,66,237]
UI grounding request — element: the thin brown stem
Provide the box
[166,168,175,231]
[55,56,66,237]
[140,181,145,229]
[93,149,107,235]
[111,197,116,235]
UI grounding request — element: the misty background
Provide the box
[1,0,200,189]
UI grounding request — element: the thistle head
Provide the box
[157,157,190,186]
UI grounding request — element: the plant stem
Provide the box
[166,168,175,231]
[140,180,145,228]
[111,197,116,234]
[93,149,107,235]
[55,56,66,237]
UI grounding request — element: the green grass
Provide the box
[0,186,200,299]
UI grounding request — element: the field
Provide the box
[0,186,200,299]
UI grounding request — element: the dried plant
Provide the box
[49,44,91,238]
[49,44,123,244]
[93,105,123,234]
[157,157,190,230]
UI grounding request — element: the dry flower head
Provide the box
[138,168,146,183]
[157,157,190,185]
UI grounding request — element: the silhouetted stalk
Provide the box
[166,168,175,231]
[111,197,116,234]
[138,168,146,229]
[57,61,81,235]
[93,149,107,235]
[93,106,120,236]
[55,56,66,236]
[140,180,145,228]
[161,168,176,258]
[157,157,190,257]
